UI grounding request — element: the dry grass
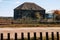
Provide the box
[0,24,60,28]
[0,17,60,28]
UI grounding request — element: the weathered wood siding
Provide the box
[14,10,45,20]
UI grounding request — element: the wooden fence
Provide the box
[0,32,59,40]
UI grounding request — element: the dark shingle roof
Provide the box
[14,2,45,10]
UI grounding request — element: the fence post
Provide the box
[51,32,54,40]
[40,32,42,40]
[21,32,24,40]
[28,32,30,40]
[46,32,49,40]
[1,33,3,40]
[57,32,59,40]
[15,33,17,40]
[7,33,10,40]
[34,32,36,40]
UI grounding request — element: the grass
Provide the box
[0,17,60,27]
[0,23,60,28]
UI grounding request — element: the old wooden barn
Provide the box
[14,2,45,23]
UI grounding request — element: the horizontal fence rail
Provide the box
[0,32,60,40]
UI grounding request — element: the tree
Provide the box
[53,10,60,21]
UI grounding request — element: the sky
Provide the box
[0,0,60,17]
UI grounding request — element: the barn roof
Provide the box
[14,2,45,10]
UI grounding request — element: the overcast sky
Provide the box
[0,0,60,17]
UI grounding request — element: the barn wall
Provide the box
[14,9,18,19]
[14,10,45,20]
[14,10,22,19]
[39,10,45,18]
